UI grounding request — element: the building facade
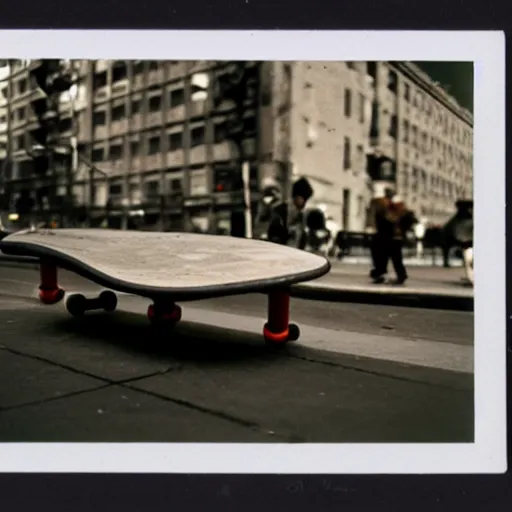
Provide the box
[365,61,473,227]
[0,59,473,234]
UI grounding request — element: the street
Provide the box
[0,263,474,443]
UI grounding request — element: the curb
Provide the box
[0,254,473,312]
[291,282,473,312]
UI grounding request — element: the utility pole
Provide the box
[212,61,259,238]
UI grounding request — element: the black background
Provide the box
[0,0,509,510]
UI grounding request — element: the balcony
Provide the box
[148,67,164,86]
[189,145,207,166]
[131,113,143,131]
[132,73,145,91]
[95,60,110,73]
[165,105,186,124]
[131,156,142,171]
[212,141,237,161]
[168,61,187,80]
[166,150,185,168]
[146,111,163,129]
[146,154,163,171]
[111,79,129,98]
[110,119,128,137]
[93,125,108,140]
[189,99,207,119]
[93,86,110,104]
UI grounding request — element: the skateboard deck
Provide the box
[0,228,331,346]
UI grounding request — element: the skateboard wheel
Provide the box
[100,290,117,312]
[66,293,86,317]
[287,323,300,342]
[39,287,65,305]
[263,323,289,346]
[147,304,182,326]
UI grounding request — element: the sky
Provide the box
[414,62,474,113]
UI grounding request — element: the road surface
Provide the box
[0,264,474,443]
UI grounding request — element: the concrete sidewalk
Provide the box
[0,253,473,311]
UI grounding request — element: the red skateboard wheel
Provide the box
[39,287,65,305]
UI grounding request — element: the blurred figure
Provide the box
[254,176,314,248]
[367,188,415,285]
[414,217,427,259]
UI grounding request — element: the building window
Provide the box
[93,111,106,126]
[402,164,409,192]
[344,89,352,118]
[109,144,123,160]
[214,122,227,143]
[411,168,418,193]
[404,83,410,102]
[411,126,418,148]
[91,148,105,162]
[93,72,107,90]
[15,135,24,150]
[170,89,185,107]
[149,61,159,71]
[130,141,140,156]
[190,126,205,147]
[346,62,355,70]
[17,107,26,121]
[111,104,126,121]
[131,99,141,115]
[403,120,409,143]
[18,79,27,95]
[387,70,397,93]
[149,95,162,112]
[112,62,127,82]
[168,132,183,151]
[343,137,351,170]
[148,136,161,155]
[358,93,365,123]
[133,61,144,75]
[109,184,122,196]
[389,114,397,138]
[59,118,72,133]
[366,62,377,80]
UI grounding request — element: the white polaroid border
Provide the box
[0,29,506,474]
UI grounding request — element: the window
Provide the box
[402,164,409,191]
[148,136,161,155]
[404,83,410,102]
[190,126,205,147]
[149,95,162,112]
[133,61,144,75]
[131,99,141,115]
[109,184,122,195]
[93,111,106,126]
[92,148,105,162]
[358,93,365,123]
[18,79,27,95]
[411,125,418,148]
[16,135,24,150]
[411,167,418,193]
[389,114,397,138]
[403,120,409,142]
[145,180,160,197]
[93,72,107,89]
[59,118,72,132]
[170,89,185,107]
[111,104,126,121]
[168,132,183,151]
[214,122,227,143]
[130,141,140,156]
[343,137,351,170]
[387,70,397,93]
[344,89,352,118]
[356,144,364,169]
[149,61,159,71]
[346,62,355,70]
[366,62,377,80]
[110,144,123,160]
[17,107,25,120]
[112,62,127,82]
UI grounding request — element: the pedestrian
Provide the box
[366,188,412,285]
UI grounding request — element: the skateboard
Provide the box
[0,228,330,346]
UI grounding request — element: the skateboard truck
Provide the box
[147,300,182,326]
[263,289,300,346]
[66,291,118,317]
[39,262,65,305]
